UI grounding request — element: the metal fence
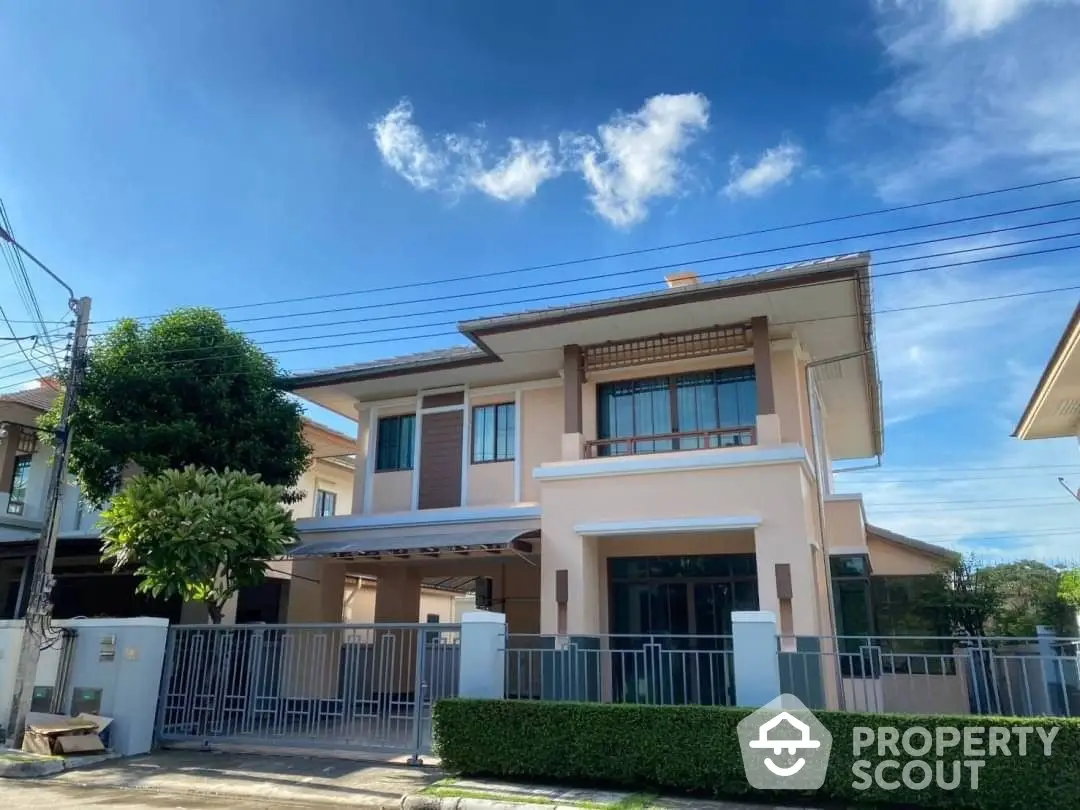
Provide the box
[156,623,460,761]
[504,633,735,706]
[780,634,1080,718]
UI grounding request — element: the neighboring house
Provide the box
[0,386,363,622]
[284,253,952,647]
[1014,302,1080,442]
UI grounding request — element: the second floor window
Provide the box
[472,402,515,463]
[596,366,756,456]
[6,454,31,515]
[375,414,416,471]
[314,489,337,517]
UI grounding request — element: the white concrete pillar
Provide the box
[458,611,506,699]
[732,610,781,708]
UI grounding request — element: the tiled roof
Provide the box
[0,384,60,412]
[286,252,871,388]
[287,346,489,389]
[460,253,870,332]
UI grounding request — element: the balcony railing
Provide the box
[584,426,756,458]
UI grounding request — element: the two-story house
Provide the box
[285,254,950,651]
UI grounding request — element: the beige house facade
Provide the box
[286,254,951,645]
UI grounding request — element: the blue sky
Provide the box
[1,0,1079,558]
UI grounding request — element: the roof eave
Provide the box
[1012,303,1080,439]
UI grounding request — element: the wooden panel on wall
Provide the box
[418,410,464,509]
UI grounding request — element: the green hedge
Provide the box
[433,699,1080,810]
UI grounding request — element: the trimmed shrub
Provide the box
[433,699,1080,810]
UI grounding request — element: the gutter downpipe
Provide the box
[805,348,875,711]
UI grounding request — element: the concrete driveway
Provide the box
[17,749,442,808]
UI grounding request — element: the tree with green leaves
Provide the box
[1058,569,1080,634]
[100,467,296,623]
[923,554,1003,637]
[980,560,1072,636]
[41,307,311,506]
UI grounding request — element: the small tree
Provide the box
[42,308,311,506]
[1059,569,1080,635]
[924,554,1003,638]
[99,466,296,623]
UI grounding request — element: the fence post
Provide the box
[458,612,507,699]
[732,611,781,707]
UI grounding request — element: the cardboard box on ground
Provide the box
[22,712,112,756]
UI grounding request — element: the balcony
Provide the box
[584,426,756,458]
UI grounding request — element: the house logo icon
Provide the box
[737,694,832,790]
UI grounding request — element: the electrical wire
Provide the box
[89,199,1080,336]
[76,237,1080,373]
[89,210,1080,349]
[89,172,1080,326]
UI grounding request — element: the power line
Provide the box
[91,198,1080,334]
[81,237,1080,372]
[95,209,1080,347]
[4,273,1075,398]
[91,173,1080,326]
[839,463,1080,474]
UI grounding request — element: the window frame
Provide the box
[314,488,337,517]
[6,454,32,515]
[471,401,516,464]
[374,414,416,472]
[595,365,757,456]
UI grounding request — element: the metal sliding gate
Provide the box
[156,622,461,760]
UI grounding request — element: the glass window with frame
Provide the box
[6,455,31,515]
[314,488,337,517]
[375,414,415,471]
[597,366,756,456]
[472,402,515,463]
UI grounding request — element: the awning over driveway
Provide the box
[288,521,540,560]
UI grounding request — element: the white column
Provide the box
[732,610,781,708]
[458,611,506,699]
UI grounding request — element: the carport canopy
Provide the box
[288,521,539,561]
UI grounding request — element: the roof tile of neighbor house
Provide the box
[867,524,958,560]
[0,382,60,412]
[285,251,877,386]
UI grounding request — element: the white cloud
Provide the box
[371,102,561,202]
[872,237,1066,423]
[370,93,716,226]
[564,93,710,227]
[724,142,803,199]
[838,435,1080,561]
[469,139,561,202]
[942,0,1041,38]
[866,0,1080,197]
[371,99,446,192]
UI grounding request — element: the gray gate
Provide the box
[156,622,460,761]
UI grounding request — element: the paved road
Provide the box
[2,781,328,808]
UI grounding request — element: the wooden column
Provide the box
[751,317,775,415]
[562,345,583,434]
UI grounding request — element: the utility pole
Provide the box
[5,295,91,748]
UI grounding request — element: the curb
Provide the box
[402,796,557,810]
